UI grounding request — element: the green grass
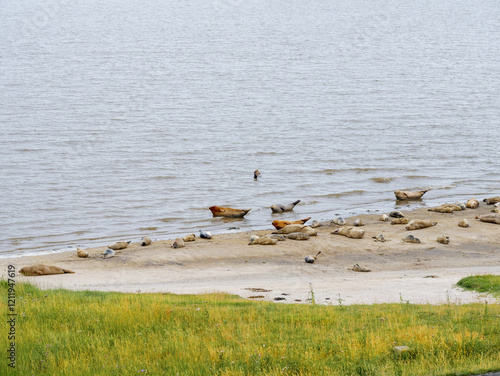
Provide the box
[457,275,500,297]
[1,280,500,375]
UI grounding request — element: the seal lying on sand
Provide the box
[331,227,365,239]
[403,235,421,243]
[20,264,75,276]
[286,232,310,240]
[209,206,251,218]
[272,224,306,234]
[183,234,196,242]
[475,214,500,224]
[103,249,115,259]
[428,204,463,213]
[305,251,321,263]
[272,217,311,230]
[391,218,409,225]
[76,248,88,258]
[394,189,430,200]
[108,241,131,250]
[248,236,278,245]
[466,198,479,209]
[483,196,500,205]
[405,219,437,230]
[140,237,151,246]
[437,236,450,244]
[271,200,301,213]
[172,238,185,248]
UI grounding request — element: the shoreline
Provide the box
[2,203,500,305]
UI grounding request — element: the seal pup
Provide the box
[458,219,469,228]
[332,217,346,225]
[379,214,389,222]
[140,237,152,246]
[172,238,185,248]
[394,189,430,200]
[475,214,500,224]
[272,224,306,234]
[286,232,310,240]
[108,241,131,250]
[466,198,479,209]
[389,211,404,218]
[428,204,462,213]
[209,206,251,218]
[103,249,115,259]
[254,170,261,180]
[305,251,321,263]
[405,219,437,230]
[437,236,450,244]
[248,236,277,245]
[76,248,88,258]
[403,235,420,244]
[183,234,196,242]
[19,264,75,276]
[310,220,321,228]
[199,230,212,239]
[391,218,409,225]
[272,217,311,230]
[331,227,365,239]
[483,196,500,205]
[271,200,301,213]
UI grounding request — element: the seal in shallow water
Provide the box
[254,170,261,180]
[20,264,75,276]
[394,189,430,200]
[271,200,301,213]
[209,206,251,218]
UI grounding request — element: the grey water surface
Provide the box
[1,0,499,256]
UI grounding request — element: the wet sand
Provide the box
[3,202,500,305]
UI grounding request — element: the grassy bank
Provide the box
[1,280,500,376]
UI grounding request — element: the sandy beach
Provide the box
[3,202,500,305]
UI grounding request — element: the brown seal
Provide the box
[108,241,131,250]
[183,234,196,242]
[172,238,185,248]
[466,198,479,209]
[209,206,251,218]
[20,264,75,276]
[331,227,365,239]
[248,236,278,245]
[475,214,500,224]
[272,224,306,234]
[76,248,89,258]
[254,170,261,180]
[428,204,462,213]
[391,218,409,225]
[483,196,500,205]
[437,236,450,244]
[394,189,430,200]
[272,217,311,230]
[405,219,437,230]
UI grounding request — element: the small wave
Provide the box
[158,217,185,223]
[371,177,397,183]
[139,227,158,231]
[312,190,365,199]
[151,175,176,180]
[427,184,457,190]
[406,175,430,179]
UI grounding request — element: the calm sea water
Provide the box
[1,0,499,257]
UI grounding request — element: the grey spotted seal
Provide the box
[403,235,420,244]
[372,234,386,242]
[310,220,321,228]
[286,232,310,240]
[305,251,321,263]
[108,241,131,250]
[437,236,450,244]
[389,211,404,218]
[271,200,301,213]
[19,264,75,276]
[140,237,151,246]
[103,249,115,258]
[405,219,437,230]
[331,227,365,239]
[394,189,430,200]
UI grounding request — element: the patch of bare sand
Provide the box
[3,204,500,305]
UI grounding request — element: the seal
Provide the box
[379,214,389,222]
[428,204,462,213]
[483,196,500,205]
[458,219,469,228]
[437,236,450,244]
[299,226,318,236]
[305,251,321,263]
[405,219,437,230]
[272,224,306,234]
[108,241,131,250]
[389,211,404,218]
[140,237,151,246]
[353,219,364,226]
[349,264,371,272]
[199,230,212,239]
[183,234,196,242]
[76,248,88,258]
[19,264,75,276]
[172,238,185,248]
[493,203,500,213]
[286,232,310,240]
[254,170,261,180]
[466,198,479,209]
[266,234,286,241]
[209,206,251,218]
[475,214,500,224]
[391,218,409,225]
[272,217,311,230]
[372,234,386,242]
[103,249,115,259]
[403,235,420,243]
[310,220,321,228]
[331,227,365,239]
[271,200,301,213]
[332,217,346,225]
[248,236,278,245]
[394,189,430,200]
